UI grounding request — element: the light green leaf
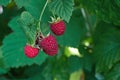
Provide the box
[2,17,48,68]
[0,0,11,6]
[18,11,37,45]
[14,0,30,8]
[49,0,74,22]
[93,21,120,72]
[56,9,87,47]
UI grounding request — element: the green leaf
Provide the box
[84,69,97,80]
[105,63,120,80]
[68,56,82,73]
[0,0,11,6]
[56,9,87,47]
[14,0,30,8]
[18,11,37,45]
[17,0,52,37]
[0,47,8,75]
[2,17,48,68]
[24,65,45,80]
[80,0,120,26]
[0,77,8,80]
[27,74,45,80]
[93,21,120,72]
[24,0,51,22]
[49,0,74,22]
[115,0,120,7]
[68,55,93,73]
[42,56,70,80]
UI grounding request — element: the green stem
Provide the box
[37,0,49,32]
[39,0,49,21]
[81,8,92,36]
[52,10,56,19]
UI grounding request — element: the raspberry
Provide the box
[40,35,58,56]
[24,45,39,58]
[50,20,66,36]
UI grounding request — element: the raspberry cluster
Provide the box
[24,18,66,58]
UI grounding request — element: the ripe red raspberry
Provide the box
[24,45,39,58]
[50,20,66,36]
[40,35,58,56]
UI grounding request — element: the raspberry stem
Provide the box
[37,0,49,33]
[81,8,92,37]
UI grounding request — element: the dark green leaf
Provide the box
[93,21,120,72]
[80,0,120,26]
[115,0,120,7]
[105,63,120,80]
[24,65,45,80]
[68,55,93,73]
[84,69,97,80]
[42,56,70,80]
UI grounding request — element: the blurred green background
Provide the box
[0,0,120,80]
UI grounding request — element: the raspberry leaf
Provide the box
[18,11,38,46]
[80,0,120,26]
[24,0,51,22]
[0,47,7,75]
[14,0,30,8]
[68,54,93,73]
[105,64,120,80]
[115,0,120,7]
[49,0,74,22]
[93,21,120,72]
[0,0,11,6]
[2,17,48,68]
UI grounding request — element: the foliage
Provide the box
[0,0,120,80]
[49,0,74,22]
